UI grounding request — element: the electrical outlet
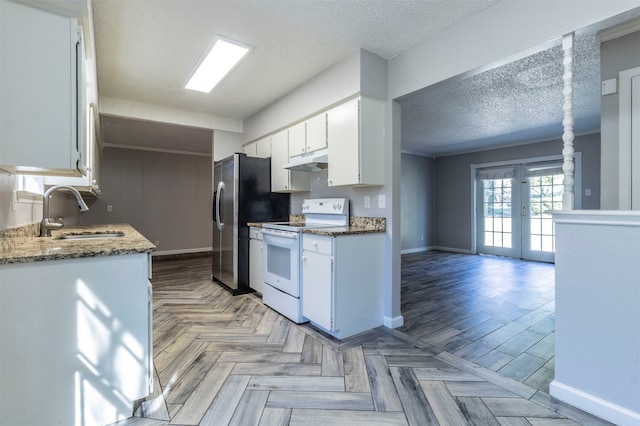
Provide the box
[378,194,386,209]
[421,235,424,241]
[106,204,113,212]
[154,240,160,247]
[364,196,371,208]
[585,189,592,196]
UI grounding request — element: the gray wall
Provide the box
[434,133,601,251]
[400,153,435,252]
[600,30,640,209]
[79,147,212,254]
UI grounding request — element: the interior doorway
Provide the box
[473,155,581,263]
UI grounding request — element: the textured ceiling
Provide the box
[398,29,602,156]
[93,1,640,156]
[92,0,498,120]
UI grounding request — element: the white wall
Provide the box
[388,0,640,99]
[213,130,244,162]
[243,49,389,143]
[552,210,640,425]
[600,30,640,209]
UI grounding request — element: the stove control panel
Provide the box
[302,198,349,215]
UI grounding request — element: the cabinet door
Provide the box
[243,141,258,156]
[256,136,271,158]
[302,250,333,330]
[306,112,327,153]
[270,129,290,191]
[0,0,82,175]
[249,238,263,294]
[288,122,306,157]
[327,99,360,186]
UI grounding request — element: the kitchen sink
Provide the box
[54,231,125,240]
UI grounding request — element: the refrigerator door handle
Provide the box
[216,181,225,231]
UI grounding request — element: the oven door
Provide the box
[262,229,300,297]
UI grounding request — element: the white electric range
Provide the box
[261,198,349,323]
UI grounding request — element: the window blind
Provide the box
[525,162,563,177]
[476,166,515,180]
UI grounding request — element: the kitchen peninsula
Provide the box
[0,223,155,426]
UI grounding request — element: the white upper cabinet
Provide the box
[256,136,271,158]
[45,104,102,197]
[243,141,258,156]
[306,112,327,153]
[288,122,306,157]
[271,129,310,193]
[244,136,271,158]
[327,97,384,187]
[288,113,327,159]
[0,0,85,176]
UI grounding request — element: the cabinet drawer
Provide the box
[303,235,332,255]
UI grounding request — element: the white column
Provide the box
[561,33,575,210]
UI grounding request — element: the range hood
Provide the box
[283,148,328,172]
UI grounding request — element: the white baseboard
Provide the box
[550,380,640,426]
[434,246,474,255]
[400,246,435,255]
[384,315,404,329]
[152,247,212,257]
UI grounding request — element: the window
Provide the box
[14,175,44,204]
[482,178,513,249]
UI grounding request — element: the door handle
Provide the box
[522,205,527,217]
[216,181,225,231]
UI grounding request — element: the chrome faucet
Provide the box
[40,185,89,237]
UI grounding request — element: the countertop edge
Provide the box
[1,224,155,265]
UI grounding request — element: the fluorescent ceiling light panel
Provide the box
[185,36,251,93]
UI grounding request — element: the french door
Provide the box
[476,162,564,262]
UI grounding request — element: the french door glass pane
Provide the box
[528,174,563,253]
[482,178,512,248]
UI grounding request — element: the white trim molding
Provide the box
[104,143,212,158]
[550,379,640,425]
[400,246,435,255]
[384,315,404,329]
[619,66,640,210]
[152,247,213,257]
[434,246,474,255]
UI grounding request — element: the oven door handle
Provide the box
[262,229,298,239]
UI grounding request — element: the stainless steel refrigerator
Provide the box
[212,153,290,294]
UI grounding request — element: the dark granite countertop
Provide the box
[248,216,386,236]
[0,223,155,264]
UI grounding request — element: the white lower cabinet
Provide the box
[0,253,152,426]
[249,227,264,294]
[301,232,384,339]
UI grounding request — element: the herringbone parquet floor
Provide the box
[110,254,611,426]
